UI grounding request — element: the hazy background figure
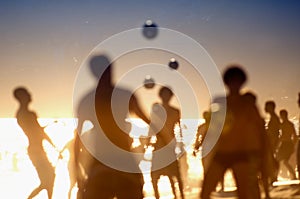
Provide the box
[297,93,300,180]
[201,66,264,199]
[264,100,281,182]
[193,111,224,192]
[60,131,77,199]
[149,86,185,199]
[265,101,281,157]
[194,111,210,157]
[277,109,297,180]
[13,87,56,199]
[83,54,150,199]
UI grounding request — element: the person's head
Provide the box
[159,86,173,104]
[279,109,288,121]
[244,92,257,104]
[90,54,112,85]
[223,65,247,94]
[13,87,31,105]
[265,101,276,113]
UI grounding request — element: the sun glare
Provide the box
[1,118,299,198]
[0,118,221,198]
[0,118,77,199]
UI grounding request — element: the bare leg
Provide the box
[46,186,54,199]
[201,160,226,199]
[45,171,55,199]
[28,181,54,199]
[68,174,76,199]
[169,176,177,199]
[218,176,225,192]
[261,173,271,199]
[283,159,296,179]
[68,184,75,199]
[176,175,185,199]
[151,175,160,199]
[27,184,44,199]
[232,161,261,199]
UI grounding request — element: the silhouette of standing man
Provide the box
[13,87,56,199]
[60,131,77,199]
[201,66,264,199]
[74,55,108,199]
[194,111,212,173]
[194,111,224,192]
[149,86,185,199]
[264,101,281,182]
[81,55,150,199]
[277,109,297,179]
[265,101,281,156]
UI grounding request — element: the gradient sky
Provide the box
[0,1,299,118]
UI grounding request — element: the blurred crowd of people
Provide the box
[12,54,300,199]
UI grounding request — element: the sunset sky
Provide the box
[0,1,299,118]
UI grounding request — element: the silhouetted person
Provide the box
[194,111,212,172]
[149,86,185,199]
[74,55,107,199]
[297,93,300,180]
[60,132,76,199]
[13,87,56,199]
[264,100,281,184]
[80,54,150,199]
[194,111,224,192]
[201,66,264,199]
[244,92,273,199]
[277,109,297,179]
[194,111,211,156]
[265,101,281,156]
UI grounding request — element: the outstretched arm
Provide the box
[43,131,56,148]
